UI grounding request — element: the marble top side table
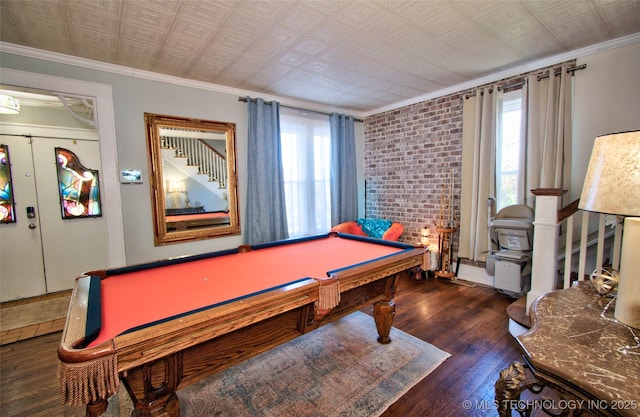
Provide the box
[495,282,640,417]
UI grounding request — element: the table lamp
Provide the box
[420,227,431,246]
[579,130,640,328]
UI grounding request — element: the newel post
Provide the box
[527,188,567,313]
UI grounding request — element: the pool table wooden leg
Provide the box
[373,272,400,344]
[123,352,183,417]
[86,399,108,417]
[373,299,395,344]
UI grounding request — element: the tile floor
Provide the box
[0,291,70,345]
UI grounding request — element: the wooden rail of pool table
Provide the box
[58,243,424,417]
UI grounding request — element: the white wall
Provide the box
[572,42,640,201]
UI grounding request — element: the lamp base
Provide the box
[614,217,640,329]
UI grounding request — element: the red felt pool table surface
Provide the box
[93,234,407,346]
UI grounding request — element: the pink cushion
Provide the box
[382,223,404,241]
[330,222,366,236]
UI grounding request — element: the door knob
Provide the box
[28,223,37,229]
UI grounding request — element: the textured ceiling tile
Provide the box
[163,33,209,54]
[293,37,328,56]
[458,1,529,28]
[180,0,235,25]
[0,14,20,44]
[1,0,66,20]
[497,17,541,40]
[256,61,294,80]
[384,26,435,52]
[125,2,175,28]
[392,1,462,36]
[212,27,258,52]
[600,2,640,36]
[280,51,306,67]
[227,53,265,76]
[323,66,364,84]
[153,49,196,75]
[121,21,166,46]
[171,16,219,43]
[225,6,278,35]
[17,32,74,55]
[304,1,351,16]
[66,9,120,34]
[236,0,292,21]
[116,39,159,69]
[508,31,563,59]
[311,19,359,46]
[305,60,330,73]
[67,0,121,17]
[73,40,116,62]
[199,42,240,65]
[187,57,229,81]
[8,13,68,39]
[336,1,385,30]
[265,25,300,47]
[244,39,284,62]
[279,4,326,32]
[545,12,610,49]
[336,31,383,56]
[440,24,500,55]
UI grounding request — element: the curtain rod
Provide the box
[238,97,363,123]
[464,63,587,99]
[463,80,526,99]
[537,63,587,81]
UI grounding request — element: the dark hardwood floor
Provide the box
[0,274,523,417]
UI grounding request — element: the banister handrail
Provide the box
[161,136,227,188]
[557,199,580,223]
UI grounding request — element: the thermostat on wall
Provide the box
[121,169,142,184]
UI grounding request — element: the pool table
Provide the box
[57,232,423,417]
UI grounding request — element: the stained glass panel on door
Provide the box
[55,147,102,219]
[0,144,16,223]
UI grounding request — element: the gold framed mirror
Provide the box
[145,113,240,245]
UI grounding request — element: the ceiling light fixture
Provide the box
[0,94,21,114]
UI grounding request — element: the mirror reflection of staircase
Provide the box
[161,135,227,188]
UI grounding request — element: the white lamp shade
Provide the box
[578,130,640,217]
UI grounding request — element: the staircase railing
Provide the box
[558,200,620,289]
[527,188,622,311]
[161,136,226,188]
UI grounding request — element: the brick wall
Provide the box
[364,93,464,248]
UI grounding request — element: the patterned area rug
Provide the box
[105,311,450,417]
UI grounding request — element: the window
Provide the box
[280,108,331,238]
[495,89,524,211]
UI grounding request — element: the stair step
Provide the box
[506,296,530,329]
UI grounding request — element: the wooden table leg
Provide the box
[373,299,395,344]
[124,353,183,417]
[86,399,108,417]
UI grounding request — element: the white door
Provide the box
[0,135,109,301]
[0,136,47,299]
